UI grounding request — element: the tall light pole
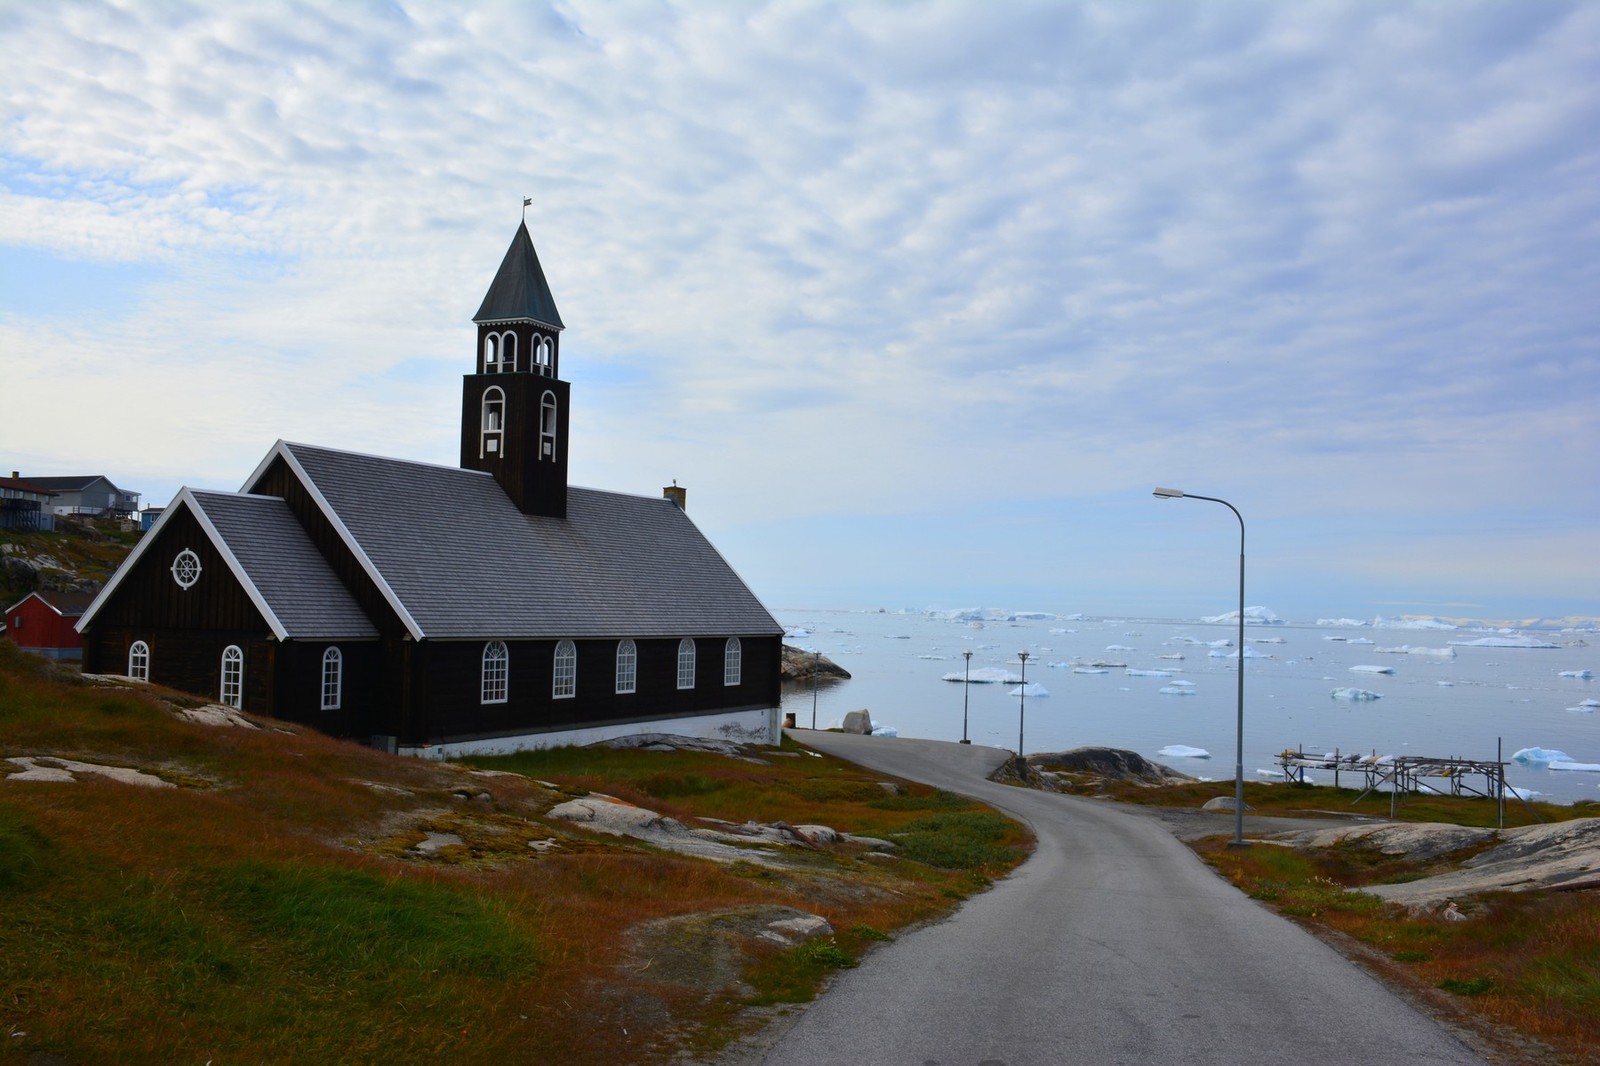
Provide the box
[961,649,973,744]
[1016,649,1031,769]
[1153,486,1248,849]
[811,649,820,729]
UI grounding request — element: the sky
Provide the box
[2,0,1597,625]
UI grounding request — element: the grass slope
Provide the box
[0,642,1028,1064]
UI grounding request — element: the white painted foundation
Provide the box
[398,706,781,758]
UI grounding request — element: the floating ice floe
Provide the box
[1251,636,1286,644]
[1331,687,1383,701]
[1376,645,1456,658]
[784,626,811,638]
[1373,616,1459,630]
[916,654,946,660]
[1437,680,1454,687]
[1180,637,1233,648]
[1106,644,1136,652]
[1552,761,1600,772]
[1349,665,1395,675]
[1159,683,1197,695]
[1569,699,1600,713]
[1201,606,1283,625]
[1126,669,1172,678]
[1348,637,1375,645]
[940,667,1022,684]
[1072,667,1109,675]
[1157,744,1210,759]
[1213,647,1270,659]
[1559,669,1594,679]
[1449,635,1558,649]
[1511,747,1570,766]
[871,725,899,737]
[1317,618,1368,628]
[1008,683,1049,697]
[1158,653,1185,660]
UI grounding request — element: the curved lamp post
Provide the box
[1016,649,1031,768]
[960,649,973,744]
[1153,487,1248,849]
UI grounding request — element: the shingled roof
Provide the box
[472,221,565,329]
[249,441,780,642]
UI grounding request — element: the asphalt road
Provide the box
[760,730,1486,1066]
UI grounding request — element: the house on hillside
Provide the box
[77,222,783,755]
[5,590,94,660]
[1,473,57,532]
[26,475,141,521]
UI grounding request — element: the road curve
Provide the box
[761,730,1485,1066]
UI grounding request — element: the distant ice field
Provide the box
[778,608,1600,806]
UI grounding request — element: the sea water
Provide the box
[778,608,1600,806]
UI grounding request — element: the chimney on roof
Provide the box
[10,471,17,479]
[663,481,686,511]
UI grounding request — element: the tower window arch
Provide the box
[615,639,637,694]
[540,390,558,459]
[501,331,517,372]
[220,645,244,708]
[724,637,742,686]
[553,639,576,699]
[482,641,509,704]
[484,333,500,372]
[128,640,150,682]
[321,647,343,711]
[676,638,696,690]
[535,336,553,376]
[481,386,506,457]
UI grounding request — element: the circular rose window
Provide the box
[171,549,202,589]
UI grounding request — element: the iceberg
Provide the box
[1349,665,1395,675]
[1373,616,1459,630]
[1072,667,1109,675]
[1317,618,1369,628]
[1214,647,1269,659]
[941,667,1022,684]
[1376,645,1456,658]
[1157,744,1210,759]
[1449,635,1557,649]
[1159,684,1197,695]
[1570,699,1600,713]
[1126,669,1173,678]
[1511,747,1571,766]
[1558,669,1594,679]
[1550,761,1600,772]
[871,725,899,737]
[1105,644,1136,652]
[1331,687,1383,701]
[1008,683,1049,697]
[784,626,812,638]
[1202,606,1283,625]
[1179,637,1232,648]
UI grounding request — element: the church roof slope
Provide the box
[262,442,780,641]
[189,490,380,640]
[473,221,565,329]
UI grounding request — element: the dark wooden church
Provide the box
[78,223,784,755]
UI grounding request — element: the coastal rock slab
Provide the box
[1278,821,1496,862]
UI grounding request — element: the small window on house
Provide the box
[540,390,558,459]
[482,386,506,457]
[553,639,576,699]
[321,647,343,711]
[482,640,509,704]
[724,637,742,686]
[615,638,637,694]
[128,640,150,682]
[676,638,696,690]
[220,645,243,708]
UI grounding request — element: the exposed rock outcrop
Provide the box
[781,645,852,681]
[1027,746,1195,788]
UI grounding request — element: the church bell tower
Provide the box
[461,221,571,518]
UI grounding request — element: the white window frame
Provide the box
[676,638,696,690]
[484,333,499,372]
[321,646,343,711]
[539,390,558,460]
[128,640,150,682]
[481,640,509,704]
[615,638,637,695]
[481,386,506,457]
[172,548,202,589]
[553,639,576,699]
[723,636,742,687]
[220,645,243,708]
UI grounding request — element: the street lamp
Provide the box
[1153,486,1248,849]
[1016,649,1031,769]
[960,649,973,744]
[811,649,820,729]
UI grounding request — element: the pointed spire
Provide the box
[473,221,564,329]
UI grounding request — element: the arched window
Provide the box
[484,333,500,372]
[724,637,742,686]
[482,641,509,704]
[481,386,505,457]
[615,639,637,694]
[321,647,343,711]
[501,332,517,372]
[220,645,244,708]
[536,337,553,375]
[676,638,696,690]
[540,390,558,459]
[553,639,577,699]
[128,640,150,682]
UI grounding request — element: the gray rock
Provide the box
[1029,746,1195,786]
[1201,795,1255,812]
[841,709,874,735]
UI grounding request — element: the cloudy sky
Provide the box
[3,1,1596,624]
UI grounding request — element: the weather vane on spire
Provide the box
[522,196,532,221]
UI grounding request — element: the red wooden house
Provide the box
[4,591,95,660]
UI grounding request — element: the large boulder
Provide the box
[1028,746,1195,786]
[840,709,874,735]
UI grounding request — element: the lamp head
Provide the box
[963,649,972,660]
[1152,486,1185,499]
